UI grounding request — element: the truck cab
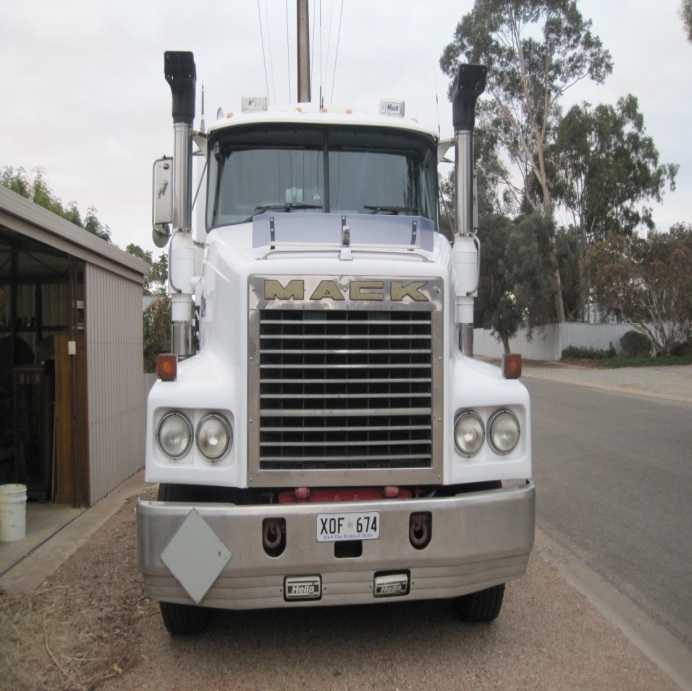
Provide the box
[137,52,534,635]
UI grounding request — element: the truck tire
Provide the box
[157,483,213,635]
[455,584,505,622]
[159,601,211,635]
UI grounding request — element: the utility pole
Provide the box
[297,0,311,102]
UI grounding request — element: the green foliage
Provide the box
[476,211,558,351]
[505,213,557,327]
[561,344,615,360]
[440,0,613,323]
[125,244,168,295]
[439,123,511,237]
[620,330,651,358]
[591,224,692,355]
[0,166,110,241]
[682,0,692,41]
[552,96,677,239]
[83,207,110,241]
[475,214,523,352]
[143,296,171,372]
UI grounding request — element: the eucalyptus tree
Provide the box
[682,0,692,41]
[551,95,677,316]
[441,0,613,322]
[0,165,110,241]
[553,95,677,241]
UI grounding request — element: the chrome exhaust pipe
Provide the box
[452,64,486,357]
[164,51,196,358]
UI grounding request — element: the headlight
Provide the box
[196,413,232,461]
[157,411,193,459]
[454,410,485,457]
[488,409,520,455]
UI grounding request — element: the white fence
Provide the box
[474,322,633,361]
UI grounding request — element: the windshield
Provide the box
[207,125,438,229]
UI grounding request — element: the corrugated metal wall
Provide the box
[85,264,144,503]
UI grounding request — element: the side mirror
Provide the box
[153,224,171,248]
[152,157,173,246]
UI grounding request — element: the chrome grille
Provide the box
[258,310,433,470]
[247,275,443,486]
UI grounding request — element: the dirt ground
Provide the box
[0,493,150,691]
[0,493,681,691]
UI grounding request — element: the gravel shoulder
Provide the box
[0,493,682,691]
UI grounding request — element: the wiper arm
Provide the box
[237,202,324,223]
[364,205,418,215]
[255,202,323,213]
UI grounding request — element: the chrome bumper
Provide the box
[137,482,535,610]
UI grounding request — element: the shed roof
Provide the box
[0,185,148,283]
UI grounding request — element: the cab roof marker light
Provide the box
[379,100,406,117]
[241,96,268,112]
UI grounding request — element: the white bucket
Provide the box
[0,484,27,542]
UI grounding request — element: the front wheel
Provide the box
[159,601,211,635]
[157,484,215,635]
[455,584,505,622]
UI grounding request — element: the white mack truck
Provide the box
[137,47,534,635]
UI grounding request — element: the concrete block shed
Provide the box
[0,185,148,506]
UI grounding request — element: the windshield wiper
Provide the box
[237,202,324,223]
[364,205,418,215]
[255,202,323,213]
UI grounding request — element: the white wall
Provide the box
[474,322,634,361]
[474,325,561,360]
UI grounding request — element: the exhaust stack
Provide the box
[164,51,196,357]
[451,64,486,357]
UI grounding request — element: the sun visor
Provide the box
[252,213,435,252]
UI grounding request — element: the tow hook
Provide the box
[262,517,286,557]
[409,512,432,550]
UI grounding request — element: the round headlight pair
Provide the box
[454,409,520,457]
[157,411,232,462]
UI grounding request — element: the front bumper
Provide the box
[137,482,535,610]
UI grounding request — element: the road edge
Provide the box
[536,526,692,691]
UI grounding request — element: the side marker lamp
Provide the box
[156,353,177,381]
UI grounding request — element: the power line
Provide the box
[325,0,333,93]
[285,0,292,102]
[318,0,323,107]
[330,0,344,104]
[264,0,277,103]
[256,0,270,100]
[310,0,316,95]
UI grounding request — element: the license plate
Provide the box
[316,512,380,542]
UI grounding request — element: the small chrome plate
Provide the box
[374,572,410,598]
[284,575,322,601]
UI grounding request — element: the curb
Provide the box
[537,527,692,691]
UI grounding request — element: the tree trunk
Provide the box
[535,139,566,324]
[547,228,566,323]
[502,333,511,355]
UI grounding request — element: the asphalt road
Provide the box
[527,377,692,647]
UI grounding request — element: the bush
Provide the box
[671,341,692,357]
[561,344,616,360]
[620,330,651,357]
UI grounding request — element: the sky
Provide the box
[1,0,690,255]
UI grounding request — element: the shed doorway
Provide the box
[0,228,89,507]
